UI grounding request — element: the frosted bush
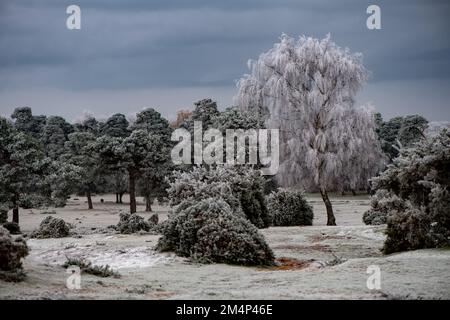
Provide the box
[0,226,29,281]
[267,189,313,226]
[116,212,150,234]
[363,190,407,225]
[2,222,21,235]
[167,166,270,228]
[31,216,70,239]
[157,198,274,266]
[370,131,450,253]
[362,210,387,226]
[167,168,240,211]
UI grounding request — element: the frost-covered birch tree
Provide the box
[235,34,382,225]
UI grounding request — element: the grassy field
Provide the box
[1,194,449,300]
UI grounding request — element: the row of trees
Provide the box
[1,107,174,223]
[1,100,273,225]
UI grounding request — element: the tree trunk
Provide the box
[12,194,19,224]
[116,193,119,204]
[119,193,123,204]
[87,190,93,210]
[129,170,137,214]
[145,196,152,212]
[320,188,336,226]
[351,189,357,196]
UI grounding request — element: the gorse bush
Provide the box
[2,222,21,235]
[166,166,270,228]
[31,216,70,239]
[367,130,450,254]
[116,212,150,234]
[267,189,313,226]
[0,226,29,282]
[157,198,274,266]
[363,190,406,225]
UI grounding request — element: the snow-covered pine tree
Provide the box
[132,108,173,211]
[61,131,102,210]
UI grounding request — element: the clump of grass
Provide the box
[325,252,347,266]
[63,256,120,278]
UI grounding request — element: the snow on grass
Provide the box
[26,235,178,270]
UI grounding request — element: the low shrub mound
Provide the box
[31,216,70,239]
[157,198,275,266]
[167,166,271,228]
[267,189,313,226]
[0,226,29,282]
[2,222,21,235]
[116,212,150,234]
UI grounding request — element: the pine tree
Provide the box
[61,132,102,209]
[132,108,172,211]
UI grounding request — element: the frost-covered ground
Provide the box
[1,194,449,300]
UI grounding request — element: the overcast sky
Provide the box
[0,0,449,122]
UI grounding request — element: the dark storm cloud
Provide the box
[0,0,449,120]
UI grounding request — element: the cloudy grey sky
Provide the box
[0,0,449,122]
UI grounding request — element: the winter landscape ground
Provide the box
[1,194,449,300]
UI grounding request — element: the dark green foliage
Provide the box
[167,166,271,228]
[0,207,7,224]
[74,114,100,136]
[375,114,428,161]
[263,176,279,195]
[132,108,173,212]
[131,108,172,139]
[362,210,387,226]
[116,212,150,234]
[2,222,21,235]
[182,98,220,132]
[398,115,429,147]
[100,113,130,138]
[267,189,314,226]
[40,116,74,159]
[63,257,120,278]
[31,216,70,239]
[363,190,406,225]
[233,170,271,228]
[157,198,275,266]
[213,107,265,132]
[18,194,52,209]
[0,226,29,282]
[369,131,450,254]
[11,107,46,140]
[0,117,54,223]
[62,131,103,209]
[148,213,159,227]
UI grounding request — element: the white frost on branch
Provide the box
[235,34,385,192]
